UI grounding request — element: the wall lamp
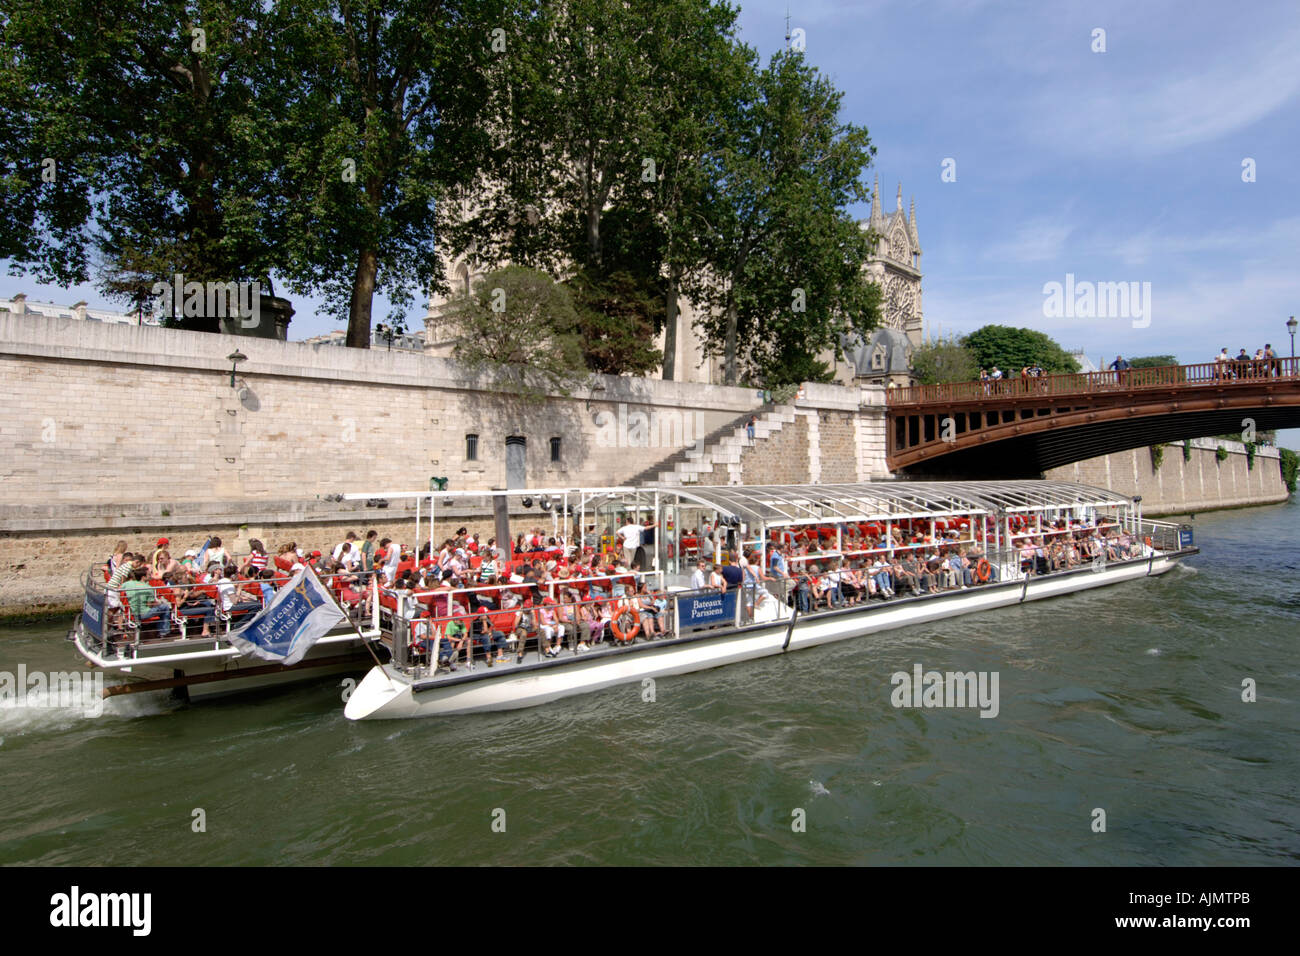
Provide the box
[586,380,607,411]
[226,350,247,388]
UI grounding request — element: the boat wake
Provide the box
[0,686,172,736]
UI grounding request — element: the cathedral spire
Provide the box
[871,175,882,226]
[896,182,903,213]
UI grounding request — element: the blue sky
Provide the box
[6,0,1298,436]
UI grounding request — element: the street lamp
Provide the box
[226,350,246,388]
[1288,315,1297,372]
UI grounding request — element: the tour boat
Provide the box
[341,480,1197,721]
[70,570,386,702]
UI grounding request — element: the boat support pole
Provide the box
[781,599,800,652]
[1019,573,1030,603]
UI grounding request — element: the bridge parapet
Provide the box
[886,359,1300,475]
[888,359,1299,408]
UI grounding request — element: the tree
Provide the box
[438,265,585,397]
[1128,355,1178,369]
[961,325,1080,375]
[443,0,746,378]
[271,0,506,348]
[565,268,664,376]
[698,49,879,386]
[911,340,979,385]
[1,0,280,309]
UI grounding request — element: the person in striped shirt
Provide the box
[106,554,145,612]
[240,539,269,577]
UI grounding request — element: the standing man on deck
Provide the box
[618,518,643,568]
[1109,355,1130,385]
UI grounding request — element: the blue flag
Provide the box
[226,565,346,666]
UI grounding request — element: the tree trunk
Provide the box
[662,266,680,381]
[347,247,378,348]
[724,299,738,386]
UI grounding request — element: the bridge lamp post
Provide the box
[1287,315,1297,372]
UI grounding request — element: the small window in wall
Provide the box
[550,436,562,463]
[465,433,479,461]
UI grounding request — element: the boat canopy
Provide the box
[584,480,1133,528]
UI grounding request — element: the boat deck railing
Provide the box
[80,566,382,661]
[384,532,1182,684]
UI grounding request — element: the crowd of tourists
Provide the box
[1213,345,1284,379]
[95,513,1147,668]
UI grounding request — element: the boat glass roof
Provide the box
[586,480,1132,527]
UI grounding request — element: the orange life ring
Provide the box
[1143,536,1153,549]
[610,610,640,643]
[975,558,992,583]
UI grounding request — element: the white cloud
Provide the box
[1026,24,1300,157]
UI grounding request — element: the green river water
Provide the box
[1,501,1297,866]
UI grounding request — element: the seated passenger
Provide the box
[122,567,172,637]
[534,595,565,657]
[486,599,521,665]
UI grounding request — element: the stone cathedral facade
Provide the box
[836,176,924,388]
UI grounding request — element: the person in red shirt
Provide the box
[273,543,296,573]
[484,601,520,665]
[394,549,415,581]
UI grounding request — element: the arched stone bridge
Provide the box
[886,359,1300,477]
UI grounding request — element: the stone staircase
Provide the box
[629,402,799,486]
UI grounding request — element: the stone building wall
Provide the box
[738,415,810,486]
[0,312,766,506]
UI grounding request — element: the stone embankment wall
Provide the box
[1045,438,1288,515]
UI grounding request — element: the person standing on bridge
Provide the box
[1215,348,1232,380]
[1109,354,1130,386]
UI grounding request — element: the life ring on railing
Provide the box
[611,611,640,644]
[1143,536,1153,549]
[975,558,992,583]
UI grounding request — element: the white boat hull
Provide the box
[72,626,380,702]
[345,552,1185,720]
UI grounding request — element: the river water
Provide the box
[1,500,1297,866]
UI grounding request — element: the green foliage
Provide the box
[440,266,585,399]
[1183,439,1192,462]
[1128,355,1178,369]
[769,382,800,404]
[697,49,880,387]
[1245,442,1256,470]
[1150,444,1166,471]
[564,269,664,376]
[1280,448,1298,494]
[1216,446,1229,463]
[2,0,280,300]
[960,325,1081,375]
[911,341,979,385]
